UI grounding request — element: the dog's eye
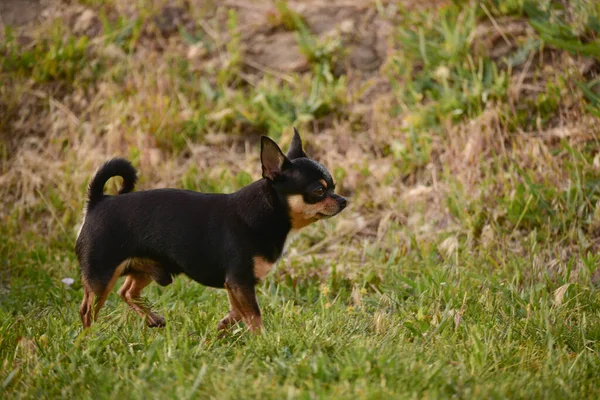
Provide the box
[313,187,325,196]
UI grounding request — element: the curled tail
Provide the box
[87,158,138,207]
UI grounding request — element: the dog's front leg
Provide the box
[222,282,262,333]
[217,292,242,332]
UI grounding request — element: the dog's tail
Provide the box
[87,158,138,208]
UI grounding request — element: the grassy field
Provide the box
[2,0,600,398]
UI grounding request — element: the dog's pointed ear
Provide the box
[261,136,291,180]
[287,127,307,160]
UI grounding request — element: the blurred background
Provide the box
[2,0,600,270]
[2,0,600,397]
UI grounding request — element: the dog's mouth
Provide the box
[316,211,336,219]
[309,197,347,220]
[315,203,345,219]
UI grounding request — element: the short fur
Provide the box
[76,129,347,333]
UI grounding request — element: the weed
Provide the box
[1,24,96,83]
[389,5,509,131]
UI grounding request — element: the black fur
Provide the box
[75,129,347,329]
[287,128,308,160]
[87,158,137,207]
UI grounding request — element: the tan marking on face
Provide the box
[253,256,274,280]
[319,179,327,188]
[287,195,320,229]
[287,194,341,229]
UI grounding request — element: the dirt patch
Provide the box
[301,2,391,72]
[245,31,309,73]
[226,1,394,75]
[0,0,44,27]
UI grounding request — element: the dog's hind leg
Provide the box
[92,262,127,322]
[80,281,94,328]
[118,271,165,327]
[79,261,125,327]
[78,261,127,327]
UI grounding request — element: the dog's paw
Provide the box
[147,313,166,328]
[216,320,228,331]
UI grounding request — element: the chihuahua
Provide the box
[76,128,347,333]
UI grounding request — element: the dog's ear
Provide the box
[287,127,307,160]
[261,136,291,180]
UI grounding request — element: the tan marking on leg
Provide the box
[91,261,127,324]
[80,281,94,328]
[253,256,274,280]
[118,272,165,327]
[117,275,134,300]
[127,258,161,274]
[217,288,243,333]
[125,257,171,286]
[223,283,262,333]
[217,311,241,332]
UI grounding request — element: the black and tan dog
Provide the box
[76,129,347,333]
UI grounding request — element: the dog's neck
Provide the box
[233,179,292,261]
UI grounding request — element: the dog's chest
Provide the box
[253,231,300,280]
[253,256,274,280]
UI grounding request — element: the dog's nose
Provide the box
[339,197,347,210]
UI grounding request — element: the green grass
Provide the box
[2,0,600,398]
[3,226,600,399]
[3,228,600,398]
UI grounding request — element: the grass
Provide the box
[2,0,600,398]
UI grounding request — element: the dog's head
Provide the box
[261,128,347,229]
